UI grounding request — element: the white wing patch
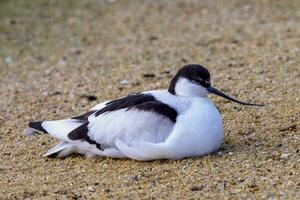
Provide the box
[88,108,174,151]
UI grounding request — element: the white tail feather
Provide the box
[41,119,83,140]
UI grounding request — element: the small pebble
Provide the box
[143,73,156,78]
[276,144,283,148]
[42,91,50,97]
[190,185,204,191]
[81,95,97,101]
[149,36,158,41]
[5,57,13,64]
[87,186,94,192]
[120,79,130,85]
[280,153,290,159]
[129,175,139,181]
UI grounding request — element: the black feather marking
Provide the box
[68,122,102,150]
[85,137,102,150]
[28,121,48,134]
[127,101,178,123]
[94,93,155,117]
[68,122,88,140]
[71,110,97,121]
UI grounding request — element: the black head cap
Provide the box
[168,64,211,94]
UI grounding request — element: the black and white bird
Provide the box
[24,64,263,160]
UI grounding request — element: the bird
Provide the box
[24,64,264,160]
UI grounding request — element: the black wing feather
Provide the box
[68,122,102,150]
[94,93,155,117]
[127,101,177,123]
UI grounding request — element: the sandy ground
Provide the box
[0,0,299,199]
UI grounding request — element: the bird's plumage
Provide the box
[24,64,263,160]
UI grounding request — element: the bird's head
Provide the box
[168,64,264,106]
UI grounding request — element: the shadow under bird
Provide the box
[24,64,264,160]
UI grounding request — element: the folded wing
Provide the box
[26,92,178,159]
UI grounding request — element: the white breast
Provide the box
[165,97,223,158]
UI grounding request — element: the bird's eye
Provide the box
[191,79,201,84]
[194,78,204,84]
[192,78,210,87]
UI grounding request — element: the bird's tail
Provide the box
[24,119,86,158]
[24,119,83,141]
[24,118,103,158]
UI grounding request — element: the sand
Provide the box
[0,0,299,199]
